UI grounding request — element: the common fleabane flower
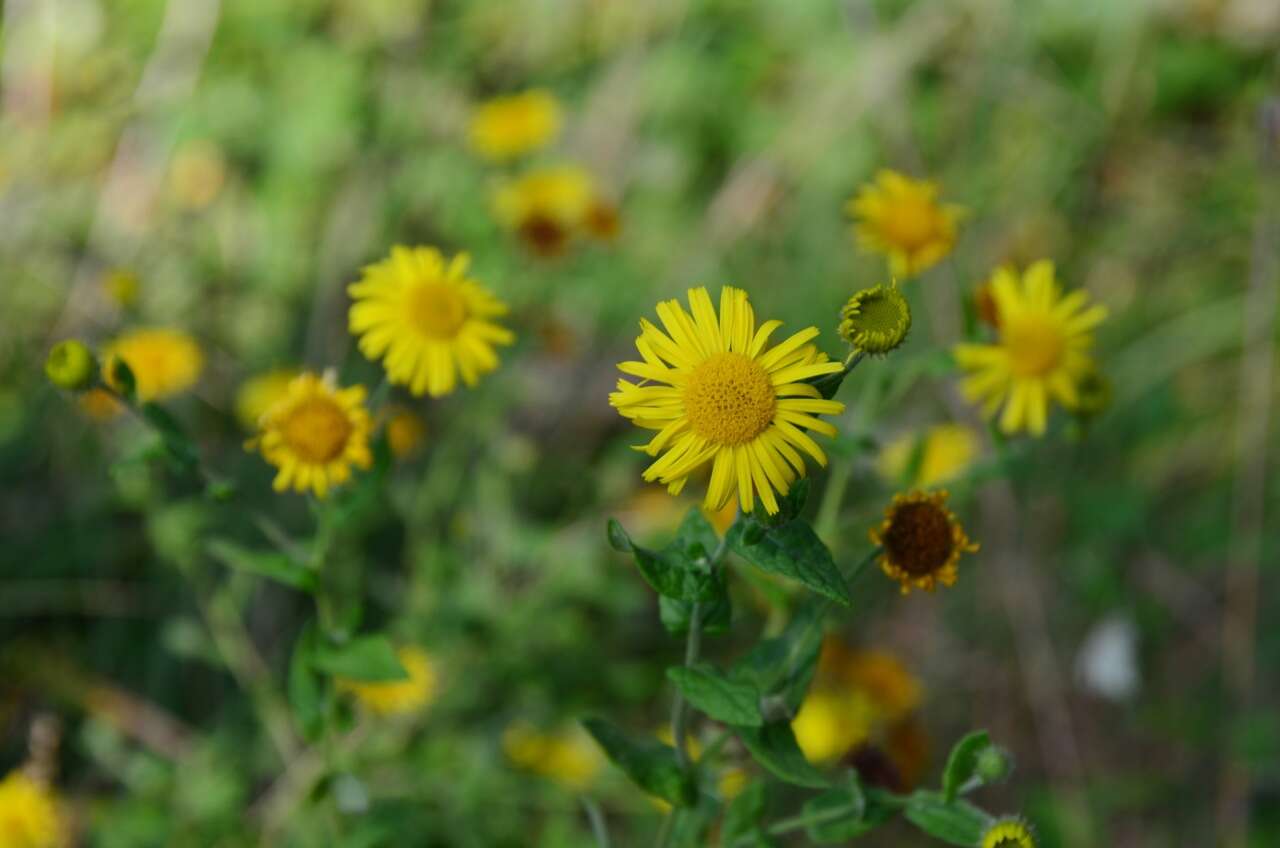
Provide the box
[610,286,845,515]
[953,260,1107,436]
[870,490,978,594]
[348,246,514,397]
[102,328,204,402]
[468,89,561,161]
[848,170,963,278]
[981,817,1037,848]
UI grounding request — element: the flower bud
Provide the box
[45,340,97,390]
[975,744,1013,783]
[838,284,911,355]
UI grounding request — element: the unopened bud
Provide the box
[45,340,97,390]
[975,744,1013,783]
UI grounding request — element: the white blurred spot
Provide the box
[1075,613,1139,701]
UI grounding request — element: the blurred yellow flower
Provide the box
[847,170,963,278]
[339,646,438,717]
[103,328,204,402]
[493,165,595,258]
[877,424,979,488]
[0,771,64,848]
[234,369,298,430]
[468,89,562,161]
[247,372,373,498]
[821,645,922,722]
[870,490,978,595]
[610,286,845,515]
[78,388,123,421]
[102,269,139,309]
[791,690,875,764]
[384,406,427,459]
[717,766,749,801]
[953,261,1107,436]
[169,139,227,209]
[982,817,1037,848]
[348,246,514,397]
[502,722,603,791]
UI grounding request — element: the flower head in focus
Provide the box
[838,284,911,355]
[870,490,978,594]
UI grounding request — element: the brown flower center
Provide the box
[407,282,468,339]
[683,352,777,446]
[281,397,352,463]
[882,502,954,576]
[519,214,570,257]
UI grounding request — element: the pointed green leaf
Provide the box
[730,600,826,714]
[311,634,406,682]
[804,773,872,843]
[288,622,325,741]
[606,518,716,601]
[667,663,762,727]
[735,721,829,788]
[659,571,731,636]
[903,793,991,846]
[206,538,317,592]
[721,780,767,844]
[728,519,849,606]
[581,718,697,807]
[942,730,991,802]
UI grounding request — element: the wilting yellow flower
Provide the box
[877,424,979,488]
[493,165,595,257]
[103,328,204,402]
[953,261,1107,436]
[468,89,562,161]
[338,646,438,717]
[982,817,1037,848]
[102,269,139,308]
[348,246,514,398]
[610,287,845,514]
[169,140,227,209]
[247,372,373,498]
[0,771,64,848]
[847,170,963,278]
[870,490,978,594]
[384,406,427,458]
[792,690,876,764]
[503,722,603,790]
[234,369,298,430]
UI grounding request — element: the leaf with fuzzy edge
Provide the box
[581,718,697,807]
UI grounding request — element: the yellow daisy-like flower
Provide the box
[870,490,978,594]
[0,771,64,848]
[847,170,963,278]
[338,646,438,717]
[348,246,514,397]
[103,328,203,402]
[248,372,373,498]
[234,368,298,430]
[383,406,427,459]
[610,287,845,515]
[502,722,604,791]
[877,423,980,489]
[468,89,562,161]
[982,817,1037,848]
[953,261,1108,436]
[823,644,923,723]
[493,165,596,258]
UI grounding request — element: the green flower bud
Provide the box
[975,744,1013,783]
[838,284,911,355]
[45,340,97,390]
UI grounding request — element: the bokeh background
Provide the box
[2,0,1279,845]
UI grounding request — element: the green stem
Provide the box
[582,798,610,848]
[670,601,703,772]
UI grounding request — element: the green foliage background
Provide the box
[1,0,1278,845]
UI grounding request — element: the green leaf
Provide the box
[675,506,720,557]
[735,721,829,789]
[667,663,762,727]
[942,730,991,802]
[206,538,317,592]
[311,634,406,682]
[721,780,767,845]
[804,773,871,843]
[581,718,697,807]
[751,478,810,527]
[288,623,325,741]
[903,794,991,847]
[659,572,731,636]
[107,357,137,401]
[727,519,849,606]
[730,600,825,714]
[140,402,199,471]
[605,519,716,602]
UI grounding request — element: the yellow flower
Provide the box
[384,406,427,459]
[982,817,1037,848]
[877,423,980,488]
[338,646,438,717]
[791,690,875,764]
[247,372,373,498]
[102,269,139,308]
[870,490,978,594]
[819,643,922,722]
[717,766,749,801]
[493,165,595,258]
[610,286,845,515]
[103,328,203,402]
[348,246,514,398]
[468,89,562,161]
[0,771,64,848]
[847,170,963,278]
[502,722,603,791]
[234,369,298,430]
[953,261,1107,435]
[78,388,123,421]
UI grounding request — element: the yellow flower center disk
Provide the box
[880,197,938,250]
[282,397,353,463]
[683,352,776,445]
[882,502,954,576]
[407,282,469,339]
[1003,316,1065,377]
